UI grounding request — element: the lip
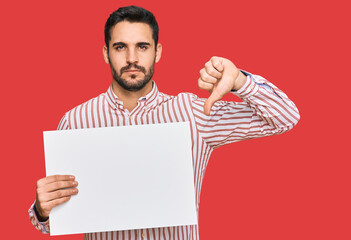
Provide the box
[124,69,141,73]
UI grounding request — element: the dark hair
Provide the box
[104,6,159,49]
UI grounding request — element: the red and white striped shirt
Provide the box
[29,72,300,240]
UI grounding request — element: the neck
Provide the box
[111,80,153,112]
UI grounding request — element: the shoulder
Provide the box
[171,92,241,113]
[156,91,203,108]
[159,91,199,102]
[157,91,209,114]
[67,93,106,115]
[58,92,107,128]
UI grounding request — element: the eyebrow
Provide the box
[112,42,126,47]
[112,42,151,47]
[136,42,151,46]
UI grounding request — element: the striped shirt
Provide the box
[29,72,300,240]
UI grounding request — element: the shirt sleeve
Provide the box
[191,71,300,149]
[28,114,70,233]
[28,201,50,234]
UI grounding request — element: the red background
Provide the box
[1,0,350,239]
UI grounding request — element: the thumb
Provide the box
[204,93,221,116]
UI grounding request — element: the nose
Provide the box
[126,48,138,64]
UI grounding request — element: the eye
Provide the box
[139,45,148,50]
[115,45,125,50]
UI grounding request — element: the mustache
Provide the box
[120,63,146,74]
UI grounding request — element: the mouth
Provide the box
[123,69,141,74]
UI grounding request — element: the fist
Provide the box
[198,56,246,115]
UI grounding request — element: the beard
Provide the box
[110,61,155,92]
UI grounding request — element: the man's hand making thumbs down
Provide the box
[198,56,247,115]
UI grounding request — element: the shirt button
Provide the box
[141,233,146,238]
[130,116,134,120]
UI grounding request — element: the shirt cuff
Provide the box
[232,72,259,99]
[28,201,50,234]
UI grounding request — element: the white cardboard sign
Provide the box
[43,122,197,236]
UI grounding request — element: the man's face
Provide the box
[103,21,162,91]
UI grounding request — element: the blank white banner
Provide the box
[43,122,197,236]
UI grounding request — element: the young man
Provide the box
[29,5,300,240]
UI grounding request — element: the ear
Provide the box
[155,43,162,63]
[103,45,110,64]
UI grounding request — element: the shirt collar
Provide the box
[106,81,160,109]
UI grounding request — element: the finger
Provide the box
[198,78,214,92]
[211,57,224,72]
[40,188,79,202]
[40,196,72,218]
[48,196,72,208]
[37,175,75,187]
[39,180,78,193]
[200,69,217,84]
[205,61,222,79]
[203,93,221,116]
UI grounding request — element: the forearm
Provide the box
[192,70,299,148]
[234,71,300,133]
